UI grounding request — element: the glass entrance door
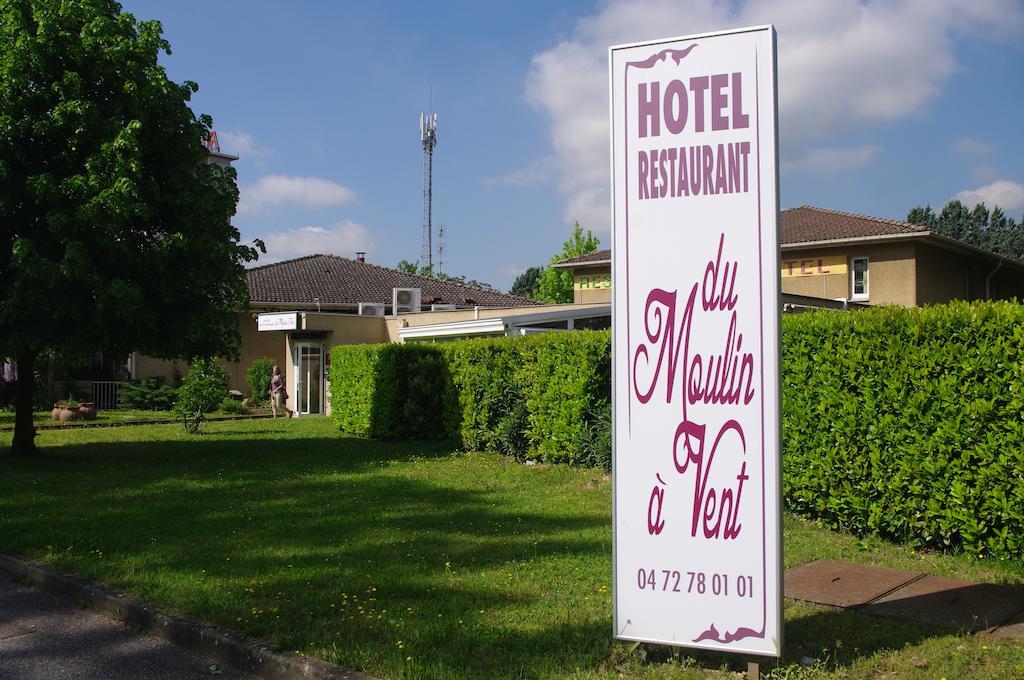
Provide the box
[293,342,324,415]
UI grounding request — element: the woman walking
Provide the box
[269,365,293,418]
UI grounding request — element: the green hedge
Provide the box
[330,302,1024,557]
[329,331,610,464]
[328,344,446,439]
[782,301,1024,558]
[443,332,610,464]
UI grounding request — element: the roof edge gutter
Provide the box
[552,259,612,269]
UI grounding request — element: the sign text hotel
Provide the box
[610,26,782,658]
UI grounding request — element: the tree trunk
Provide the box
[11,350,38,456]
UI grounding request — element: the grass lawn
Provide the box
[1,418,1022,679]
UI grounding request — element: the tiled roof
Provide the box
[555,206,929,266]
[781,205,926,244]
[554,250,613,267]
[247,254,537,308]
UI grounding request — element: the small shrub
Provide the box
[173,357,229,433]
[218,397,248,415]
[119,378,178,410]
[246,357,276,404]
[493,393,530,461]
[581,401,612,472]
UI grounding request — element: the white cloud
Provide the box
[499,264,528,277]
[953,137,995,156]
[783,145,882,175]
[955,180,1024,213]
[526,0,1024,232]
[238,175,356,214]
[257,219,376,263]
[482,157,557,187]
[217,130,267,158]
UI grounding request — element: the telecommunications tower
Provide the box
[437,225,445,276]
[419,112,438,270]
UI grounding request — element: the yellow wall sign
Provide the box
[575,274,611,290]
[780,255,847,278]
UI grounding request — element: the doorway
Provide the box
[293,342,324,416]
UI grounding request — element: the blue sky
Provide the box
[121,0,1024,291]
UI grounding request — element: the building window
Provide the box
[850,257,869,300]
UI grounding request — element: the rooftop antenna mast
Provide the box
[419,110,438,270]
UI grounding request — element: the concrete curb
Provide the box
[0,553,375,680]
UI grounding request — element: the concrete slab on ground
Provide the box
[784,559,924,608]
[988,610,1024,640]
[0,575,251,680]
[861,575,1024,633]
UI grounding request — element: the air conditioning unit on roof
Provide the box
[358,302,386,316]
[430,304,457,311]
[392,287,422,314]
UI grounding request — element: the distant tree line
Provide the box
[908,200,1024,262]
[394,260,498,292]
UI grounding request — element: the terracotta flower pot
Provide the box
[52,405,62,421]
[58,407,80,422]
[78,402,97,420]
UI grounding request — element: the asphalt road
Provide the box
[0,575,251,680]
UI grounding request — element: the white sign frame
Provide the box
[610,25,782,657]
[257,312,299,332]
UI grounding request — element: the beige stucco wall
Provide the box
[133,356,188,385]
[559,244,924,307]
[914,243,972,305]
[133,313,289,395]
[781,243,917,307]
[914,242,1024,305]
[226,313,288,393]
[572,265,612,304]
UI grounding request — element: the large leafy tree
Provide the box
[535,222,601,304]
[0,0,261,455]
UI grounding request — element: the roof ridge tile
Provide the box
[786,205,925,233]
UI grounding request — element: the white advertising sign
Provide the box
[258,312,299,332]
[610,26,781,657]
